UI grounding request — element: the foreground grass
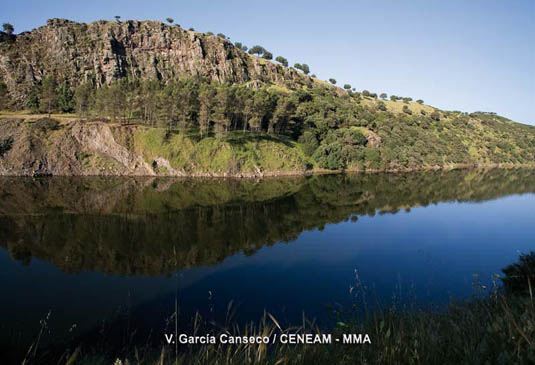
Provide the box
[21,287,533,365]
[15,253,535,365]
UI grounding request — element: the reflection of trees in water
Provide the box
[1,168,534,275]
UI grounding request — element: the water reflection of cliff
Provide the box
[1,168,534,275]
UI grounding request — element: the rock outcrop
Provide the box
[0,118,154,176]
[0,18,317,104]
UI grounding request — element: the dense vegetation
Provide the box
[2,75,533,173]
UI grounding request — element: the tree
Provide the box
[262,51,273,60]
[75,83,94,117]
[241,45,248,52]
[114,16,121,22]
[416,99,424,104]
[40,76,58,116]
[198,83,215,137]
[362,90,370,97]
[166,18,174,24]
[275,56,288,67]
[57,82,75,112]
[380,93,387,100]
[217,33,226,39]
[189,27,195,31]
[248,45,265,56]
[402,105,412,115]
[343,84,351,90]
[234,42,243,49]
[206,31,214,35]
[390,95,397,101]
[301,64,310,75]
[2,23,14,35]
[329,78,337,85]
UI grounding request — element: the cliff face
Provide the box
[0,18,314,104]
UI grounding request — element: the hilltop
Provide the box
[0,19,534,177]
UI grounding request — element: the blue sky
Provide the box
[2,0,534,125]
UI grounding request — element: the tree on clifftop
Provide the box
[329,78,337,85]
[166,18,174,24]
[275,56,288,67]
[248,45,265,56]
[2,23,14,35]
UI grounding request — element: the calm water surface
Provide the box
[0,169,534,353]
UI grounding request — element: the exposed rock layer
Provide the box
[0,18,316,103]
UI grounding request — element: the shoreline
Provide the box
[1,162,534,179]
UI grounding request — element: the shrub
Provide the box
[343,84,351,90]
[166,18,174,24]
[416,99,424,104]
[262,51,273,60]
[217,33,226,39]
[502,252,535,295]
[0,136,13,157]
[362,90,370,97]
[298,130,319,156]
[329,78,337,85]
[377,102,387,111]
[313,142,344,169]
[430,111,440,121]
[402,105,412,115]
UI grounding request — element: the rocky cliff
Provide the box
[0,18,317,104]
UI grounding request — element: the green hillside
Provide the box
[1,19,534,176]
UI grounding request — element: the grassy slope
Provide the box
[133,128,312,175]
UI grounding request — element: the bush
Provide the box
[329,78,337,85]
[377,102,387,111]
[380,93,387,100]
[402,105,412,115]
[416,99,424,104]
[502,252,535,295]
[313,142,344,169]
[343,84,351,90]
[0,136,13,157]
[362,90,370,97]
[430,111,440,121]
[298,130,319,156]
[34,118,60,132]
